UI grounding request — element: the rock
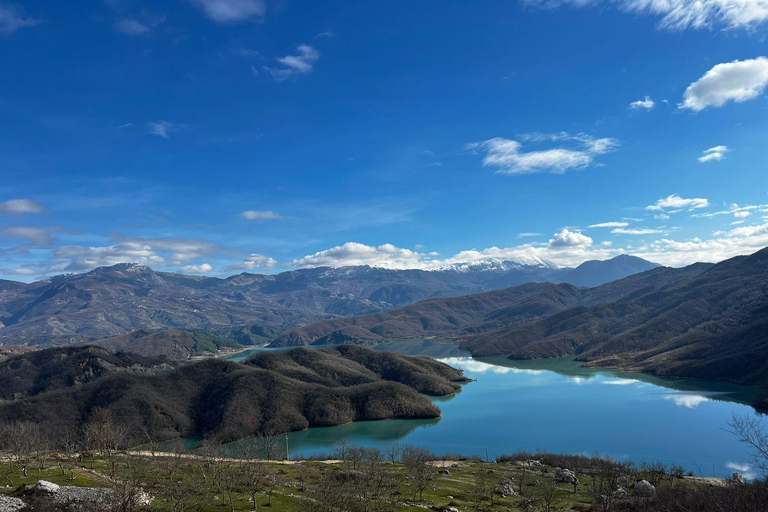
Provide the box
[31,481,60,494]
[448,508,459,512]
[0,496,26,512]
[733,473,744,484]
[555,468,579,485]
[634,480,656,498]
[612,487,628,499]
[439,469,451,475]
[450,463,459,468]
[494,478,516,497]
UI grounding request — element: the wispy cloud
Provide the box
[240,210,284,221]
[522,0,768,30]
[468,132,619,175]
[0,3,40,36]
[224,254,278,271]
[189,0,265,23]
[629,96,655,110]
[590,221,629,228]
[680,58,768,112]
[646,194,709,213]
[2,226,63,246]
[147,121,175,139]
[698,145,728,163]
[264,44,320,80]
[0,198,44,214]
[113,13,166,36]
[612,227,663,235]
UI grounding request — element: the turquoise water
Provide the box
[223,342,767,479]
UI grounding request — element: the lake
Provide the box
[225,340,767,480]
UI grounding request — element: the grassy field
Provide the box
[0,449,688,511]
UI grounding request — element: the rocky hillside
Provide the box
[0,256,658,346]
[93,329,242,359]
[463,247,768,387]
[271,263,711,347]
[0,345,469,443]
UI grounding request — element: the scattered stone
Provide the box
[448,508,459,512]
[439,469,451,475]
[0,495,26,512]
[450,463,459,468]
[555,468,579,485]
[494,478,516,497]
[30,481,60,494]
[613,487,628,499]
[634,480,656,498]
[52,486,113,504]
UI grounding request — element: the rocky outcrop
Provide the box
[634,480,656,497]
[555,468,579,485]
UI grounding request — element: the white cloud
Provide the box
[691,202,766,218]
[264,44,320,80]
[287,229,609,270]
[0,198,44,214]
[2,226,62,246]
[225,254,278,271]
[634,222,768,266]
[646,194,710,212]
[680,58,768,112]
[517,232,543,238]
[189,0,265,23]
[240,210,284,221]
[147,121,174,138]
[113,14,165,36]
[590,221,629,228]
[602,378,640,385]
[468,133,618,175]
[612,227,663,235]
[439,357,544,375]
[523,0,768,30]
[698,145,729,163]
[629,96,655,109]
[549,228,593,248]
[663,393,710,408]
[178,263,214,274]
[0,3,40,36]
[47,235,224,273]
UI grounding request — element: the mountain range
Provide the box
[272,247,768,388]
[0,255,658,346]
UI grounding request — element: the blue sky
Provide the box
[1,0,768,280]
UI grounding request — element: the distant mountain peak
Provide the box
[433,256,559,273]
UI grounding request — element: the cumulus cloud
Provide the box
[224,253,279,271]
[549,228,593,248]
[680,58,768,112]
[264,44,320,80]
[240,210,284,221]
[189,0,265,23]
[523,0,768,30]
[698,145,728,163]
[0,3,40,36]
[646,194,709,212]
[178,263,214,274]
[2,226,62,246]
[634,222,768,266]
[589,221,629,228]
[147,121,174,138]
[468,133,618,175]
[0,198,44,214]
[629,96,655,109]
[287,229,609,270]
[46,235,225,273]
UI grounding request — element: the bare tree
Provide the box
[383,441,401,465]
[401,445,435,501]
[728,414,768,474]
